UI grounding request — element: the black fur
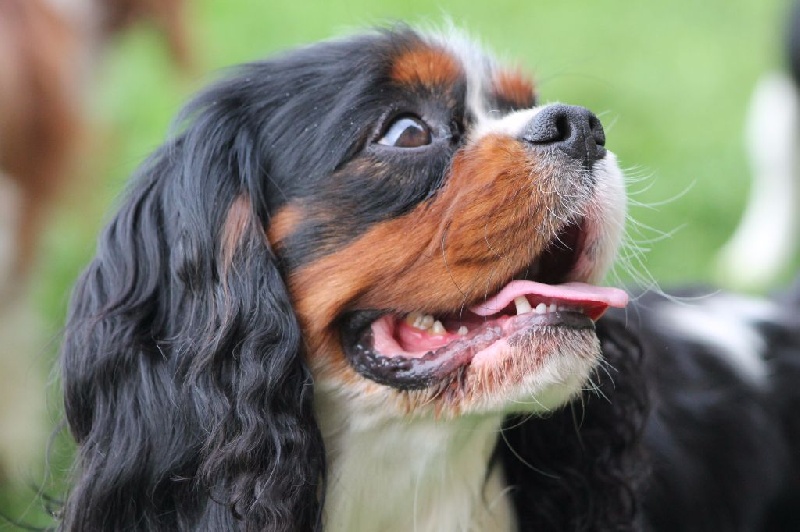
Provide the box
[499,316,647,531]
[497,288,800,532]
[59,85,326,531]
[623,289,800,531]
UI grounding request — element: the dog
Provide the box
[56,27,800,531]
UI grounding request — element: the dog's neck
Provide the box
[315,395,516,531]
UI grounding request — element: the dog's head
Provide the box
[60,27,627,530]
[264,28,628,418]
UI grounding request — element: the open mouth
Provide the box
[340,219,628,390]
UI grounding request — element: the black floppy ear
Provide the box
[59,89,324,530]
[497,314,647,531]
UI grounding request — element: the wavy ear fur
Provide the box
[59,83,324,531]
[497,315,648,532]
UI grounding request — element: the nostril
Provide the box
[588,114,606,147]
[552,114,571,144]
[521,104,607,164]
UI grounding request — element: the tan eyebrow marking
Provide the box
[390,44,463,88]
[493,68,536,108]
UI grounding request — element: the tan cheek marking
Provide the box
[289,134,564,371]
[266,204,304,248]
[219,195,253,275]
[493,69,536,109]
[390,45,462,88]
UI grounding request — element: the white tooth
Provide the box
[431,320,446,334]
[420,314,435,330]
[514,296,533,315]
[548,303,558,313]
[406,312,426,330]
[535,303,547,314]
[457,326,468,335]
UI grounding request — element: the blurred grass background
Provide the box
[1,0,792,526]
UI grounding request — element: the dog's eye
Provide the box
[377,115,432,148]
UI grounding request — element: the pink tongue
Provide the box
[470,280,628,316]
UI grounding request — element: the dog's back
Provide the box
[618,285,800,530]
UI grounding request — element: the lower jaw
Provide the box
[342,311,596,392]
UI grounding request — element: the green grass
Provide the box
[3,0,789,525]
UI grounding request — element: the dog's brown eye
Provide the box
[377,116,432,148]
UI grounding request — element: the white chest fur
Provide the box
[317,405,516,532]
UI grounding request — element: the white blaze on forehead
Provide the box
[469,107,540,141]
[423,28,540,139]
[424,27,496,124]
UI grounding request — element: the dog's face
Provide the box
[245,29,628,419]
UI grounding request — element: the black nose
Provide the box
[520,104,606,164]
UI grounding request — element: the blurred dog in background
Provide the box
[0,0,190,486]
[716,2,800,290]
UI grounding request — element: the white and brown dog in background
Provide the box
[0,0,190,486]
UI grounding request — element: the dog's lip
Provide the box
[375,281,627,356]
[344,309,595,390]
[340,280,628,390]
